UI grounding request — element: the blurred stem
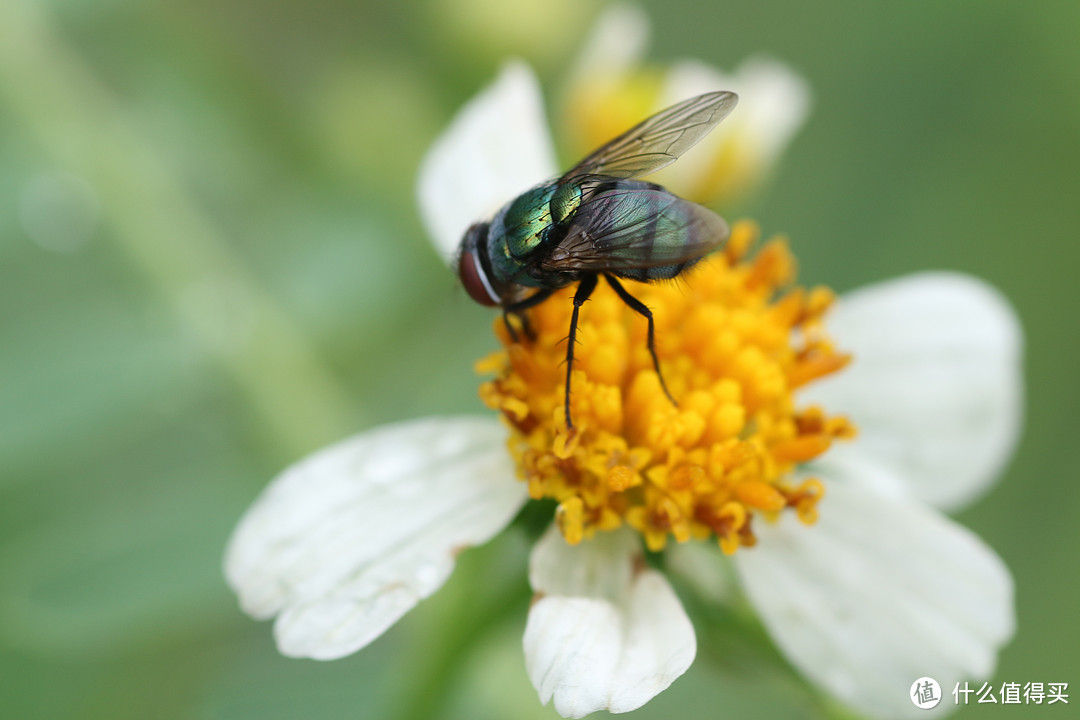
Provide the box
[0,0,356,458]
[390,540,531,720]
[692,591,867,719]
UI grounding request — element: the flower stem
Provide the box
[389,538,531,720]
[0,1,355,457]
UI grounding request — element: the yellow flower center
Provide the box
[563,72,761,206]
[563,72,664,163]
[477,221,855,554]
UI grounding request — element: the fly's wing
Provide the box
[540,182,729,274]
[561,91,738,182]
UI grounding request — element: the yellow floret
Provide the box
[479,221,853,551]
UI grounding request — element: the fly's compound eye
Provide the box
[458,224,500,307]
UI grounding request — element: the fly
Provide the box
[456,91,739,428]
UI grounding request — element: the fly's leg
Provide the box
[502,288,554,342]
[604,274,677,407]
[501,313,527,343]
[563,275,598,429]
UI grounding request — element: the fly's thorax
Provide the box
[485,181,587,291]
[489,185,554,257]
[549,181,583,224]
[488,185,559,271]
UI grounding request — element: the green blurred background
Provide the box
[1,0,1077,718]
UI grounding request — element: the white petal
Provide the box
[224,416,527,660]
[524,527,695,717]
[735,480,1014,719]
[417,61,558,262]
[566,3,650,82]
[665,57,809,162]
[654,57,810,191]
[802,272,1024,510]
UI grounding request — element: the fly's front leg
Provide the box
[605,274,677,407]
[564,275,598,429]
[502,288,553,342]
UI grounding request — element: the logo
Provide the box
[911,677,942,709]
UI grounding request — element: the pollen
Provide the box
[478,221,854,554]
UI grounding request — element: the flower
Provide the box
[559,3,810,207]
[226,40,1021,720]
[474,220,855,556]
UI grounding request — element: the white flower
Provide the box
[226,59,1020,719]
[560,3,810,206]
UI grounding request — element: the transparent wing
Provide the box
[561,91,738,182]
[540,182,729,273]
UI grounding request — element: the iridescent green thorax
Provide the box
[486,182,583,288]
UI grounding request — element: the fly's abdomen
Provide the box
[616,259,701,281]
[592,180,713,281]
